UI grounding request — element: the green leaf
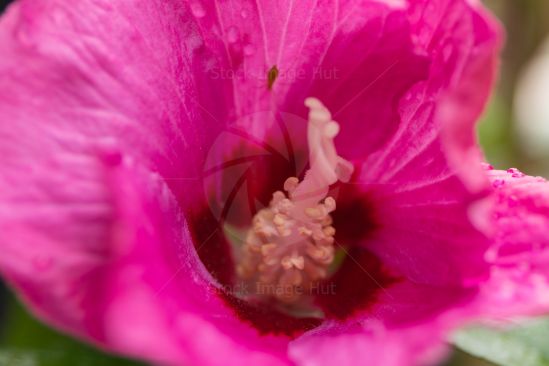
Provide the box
[452,318,549,366]
[477,92,516,169]
[0,292,145,366]
[0,350,37,366]
[0,348,143,366]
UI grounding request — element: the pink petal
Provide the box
[1,158,294,365]
[290,2,429,160]
[0,0,506,365]
[291,280,479,366]
[101,165,294,366]
[0,0,238,217]
[433,0,504,194]
[471,170,549,317]
[196,0,430,235]
[292,3,503,363]
[289,317,449,366]
[347,0,501,286]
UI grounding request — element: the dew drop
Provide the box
[482,163,494,171]
[190,1,206,18]
[492,179,505,188]
[227,26,239,43]
[402,92,414,103]
[241,9,249,18]
[32,256,53,272]
[518,261,531,273]
[485,247,498,262]
[506,167,525,178]
[508,195,519,207]
[442,44,453,62]
[243,43,255,56]
[97,139,122,166]
[212,25,221,37]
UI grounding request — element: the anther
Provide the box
[236,98,354,303]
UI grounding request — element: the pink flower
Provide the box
[0,1,547,366]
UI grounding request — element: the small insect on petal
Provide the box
[267,65,279,90]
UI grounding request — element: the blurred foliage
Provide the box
[0,0,10,13]
[480,0,549,176]
[478,92,514,169]
[452,319,549,366]
[446,350,497,366]
[0,292,144,366]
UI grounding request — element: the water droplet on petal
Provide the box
[492,179,505,188]
[97,139,122,166]
[243,43,255,56]
[227,26,239,43]
[190,1,206,18]
[482,163,494,171]
[33,256,53,272]
[212,25,221,37]
[485,247,499,262]
[508,195,519,207]
[442,44,453,62]
[241,9,249,18]
[518,261,531,272]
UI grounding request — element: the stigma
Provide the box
[237,98,354,304]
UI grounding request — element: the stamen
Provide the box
[237,98,354,304]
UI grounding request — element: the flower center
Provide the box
[236,98,354,304]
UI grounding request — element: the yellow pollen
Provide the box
[237,98,354,304]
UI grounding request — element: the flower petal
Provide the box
[1,157,295,365]
[0,0,506,365]
[99,164,294,366]
[292,279,477,366]
[0,0,233,213]
[432,0,504,193]
[289,317,448,366]
[348,0,501,286]
[472,170,549,317]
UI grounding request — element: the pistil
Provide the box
[237,98,353,304]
